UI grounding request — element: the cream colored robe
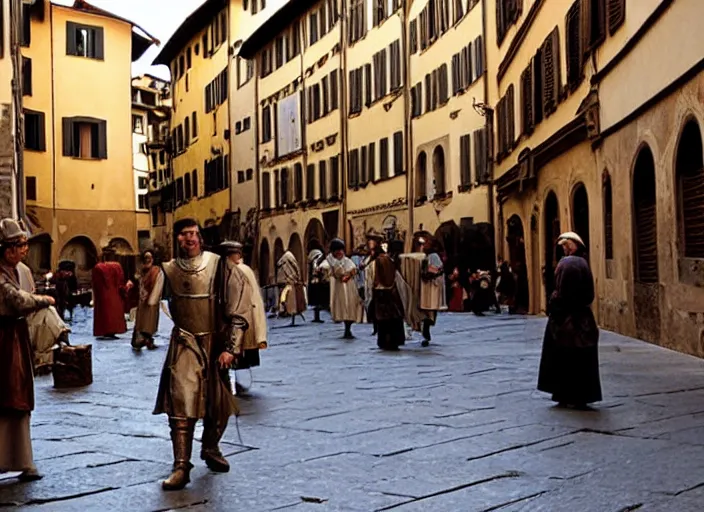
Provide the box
[17,262,69,369]
[420,252,447,312]
[319,255,363,323]
[236,261,268,349]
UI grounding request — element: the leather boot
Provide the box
[312,308,324,323]
[162,417,195,491]
[201,417,230,473]
[421,320,431,347]
[343,321,354,339]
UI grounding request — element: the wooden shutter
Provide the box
[420,10,427,50]
[322,76,330,115]
[37,112,46,151]
[410,20,418,54]
[520,62,534,135]
[474,36,484,78]
[507,84,515,151]
[542,28,560,117]
[348,70,355,113]
[62,118,73,156]
[318,160,328,201]
[22,57,32,96]
[361,145,368,184]
[393,131,403,175]
[566,1,582,90]
[306,164,315,199]
[460,134,470,187]
[364,64,372,106]
[474,128,486,184]
[462,44,471,88]
[496,0,506,44]
[320,3,328,36]
[380,48,388,97]
[367,142,375,182]
[330,70,339,110]
[607,0,625,34]
[439,64,448,104]
[380,138,389,179]
[66,22,78,55]
[424,74,431,113]
[533,46,544,124]
[330,156,340,197]
[603,176,613,259]
[391,40,401,91]
[94,27,104,60]
[349,149,359,188]
[96,120,107,158]
[451,53,460,95]
[681,169,704,258]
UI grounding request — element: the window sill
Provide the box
[68,156,105,161]
[66,54,104,61]
[24,147,46,153]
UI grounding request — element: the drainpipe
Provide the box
[49,2,58,260]
[340,0,349,243]
[10,0,23,221]
[480,0,497,255]
[253,54,261,266]
[401,0,413,251]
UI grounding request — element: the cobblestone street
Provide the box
[2,308,704,511]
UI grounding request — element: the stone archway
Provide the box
[632,144,660,343]
[27,233,52,274]
[59,236,98,286]
[273,237,285,267]
[571,183,590,259]
[108,237,134,256]
[304,218,327,253]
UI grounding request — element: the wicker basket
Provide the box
[52,344,93,389]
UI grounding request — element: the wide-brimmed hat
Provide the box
[557,231,585,247]
[365,229,384,242]
[219,240,243,254]
[0,218,28,246]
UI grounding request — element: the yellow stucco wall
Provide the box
[169,6,230,225]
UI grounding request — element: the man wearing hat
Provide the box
[0,218,55,481]
[276,247,307,325]
[537,231,601,409]
[307,245,329,324]
[417,234,446,346]
[360,230,384,333]
[153,218,245,490]
[318,238,363,339]
[219,240,268,391]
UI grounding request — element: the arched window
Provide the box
[416,151,427,199]
[632,145,658,284]
[603,172,613,260]
[676,119,704,258]
[432,145,446,196]
[571,183,590,257]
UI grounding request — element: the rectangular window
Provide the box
[262,105,272,142]
[186,47,192,69]
[289,22,301,60]
[192,112,198,138]
[62,117,107,159]
[322,76,330,116]
[306,164,315,199]
[393,131,403,175]
[410,19,418,54]
[320,3,328,37]
[20,4,31,47]
[542,28,561,118]
[367,142,375,183]
[138,194,148,210]
[313,83,321,120]
[473,127,487,184]
[348,148,359,188]
[176,177,184,204]
[424,74,432,113]
[411,83,422,118]
[310,11,319,45]
[275,35,285,68]
[274,169,280,206]
[25,177,37,201]
[521,62,534,135]
[185,173,192,199]
[192,170,198,197]
[349,68,362,115]
[373,0,387,26]
[364,63,372,107]
[330,155,340,197]
[454,0,464,24]
[132,114,144,134]
[66,22,104,60]
[243,117,250,130]
[474,35,484,80]
[262,172,271,208]
[361,145,368,184]
[379,137,389,180]
[319,160,327,200]
[460,134,471,188]
[24,110,45,152]
[566,1,583,91]
[22,57,32,96]
[238,170,245,183]
[390,40,401,91]
[330,70,339,111]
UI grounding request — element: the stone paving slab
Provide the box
[1,310,704,510]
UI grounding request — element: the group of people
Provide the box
[0,212,602,491]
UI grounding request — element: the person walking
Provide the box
[418,235,446,346]
[0,219,55,481]
[154,219,249,490]
[318,238,363,339]
[537,231,601,409]
[92,246,127,339]
[130,249,164,351]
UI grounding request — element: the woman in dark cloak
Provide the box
[537,231,601,409]
[373,253,406,351]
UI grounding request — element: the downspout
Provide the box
[50,2,57,254]
[401,0,413,251]
[253,55,261,265]
[10,0,23,221]
[339,0,349,242]
[480,0,497,255]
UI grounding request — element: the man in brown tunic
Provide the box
[154,218,252,490]
[0,219,55,481]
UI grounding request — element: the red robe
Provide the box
[92,262,127,336]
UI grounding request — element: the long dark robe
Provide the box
[537,255,601,405]
[373,256,405,350]
[92,262,127,336]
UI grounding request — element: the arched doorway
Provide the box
[416,151,427,200]
[108,237,133,256]
[27,233,52,274]
[632,144,660,342]
[304,218,327,253]
[259,238,271,285]
[675,119,704,259]
[432,146,446,197]
[571,183,590,259]
[288,232,305,281]
[543,191,561,305]
[59,236,98,286]
[506,215,529,313]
